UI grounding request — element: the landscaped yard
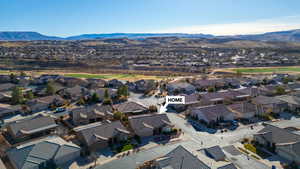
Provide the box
[232,67,300,73]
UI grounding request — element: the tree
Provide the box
[10,73,18,83]
[26,91,34,100]
[46,81,56,95]
[117,85,129,98]
[275,86,285,95]
[149,105,157,113]
[91,93,99,103]
[11,86,24,104]
[20,71,26,76]
[113,111,123,120]
[207,86,216,93]
[103,89,112,105]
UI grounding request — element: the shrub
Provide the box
[121,144,133,152]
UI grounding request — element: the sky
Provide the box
[1,0,300,37]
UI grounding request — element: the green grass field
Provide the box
[64,73,135,79]
[63,73,166,81]
[233,67,300,73]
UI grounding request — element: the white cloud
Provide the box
[152,16,300,35]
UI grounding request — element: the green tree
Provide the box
[91,93,99,103]
[275,86,285,95]
[113,111,123,120]
[11,86,24,104]
[208,86,216,93]
[46,81,56,95]
[10,73,18,83]
[117,85,129,98]
[26,91,34,100]
[103,89,112,105]
[20,71,27,76]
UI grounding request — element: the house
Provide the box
[86,78,107,89]
[34,74,62,85]
[228,102,257,120]
[252,95,288,114]
[0,83,15,92]
[203,145,226,161]
[169,93,201,112]
[128,114,173,137]
[127,79,157,93]
[190,104,234,124]
[0,92,11,102]
[153,145,210,169]
[57,76,88,87]
[58,85,88,101]
[276,95,300,112]
[70,104,113,126]
[254,124,300,164]
[0,75,11,83]
[200,90,250,106]
[285,83,300,92]
[192,79,226,90]
[237,87,260,97]
[26,95,66,112]
[108,79,124,89]
[114,101,148,114]
[74,121,130,150]
[7,136,81,169]
[166,82,196,95]
[7,116,58,142]
[259,85,282,96]
[34,82,65,96]
[89,88,117,102]
[0,105,22,118]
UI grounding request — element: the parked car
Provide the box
[54,107,66,113]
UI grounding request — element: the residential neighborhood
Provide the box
[0,71,299,169]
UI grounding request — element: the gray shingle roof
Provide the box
[71,104,113,123]
[217,163,238,169]
[276,95,300,105]
[256,124,300,144]
[252,95,284,105]
[204,146,226,161]
[114,101,147,113]
[191,105,233,122]
[8,116,57,138]
[128,114,172,136]
[75,121,129,146]
[7,136,80,169]
[156,145,210,169]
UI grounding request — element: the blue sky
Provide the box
[1,0,300,36]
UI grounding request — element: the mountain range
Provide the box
[0,29,300,42]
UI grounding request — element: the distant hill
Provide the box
[0,29,300,42]
[65,33,214,40]
[231,29,300,42]
[0,31,62,41]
